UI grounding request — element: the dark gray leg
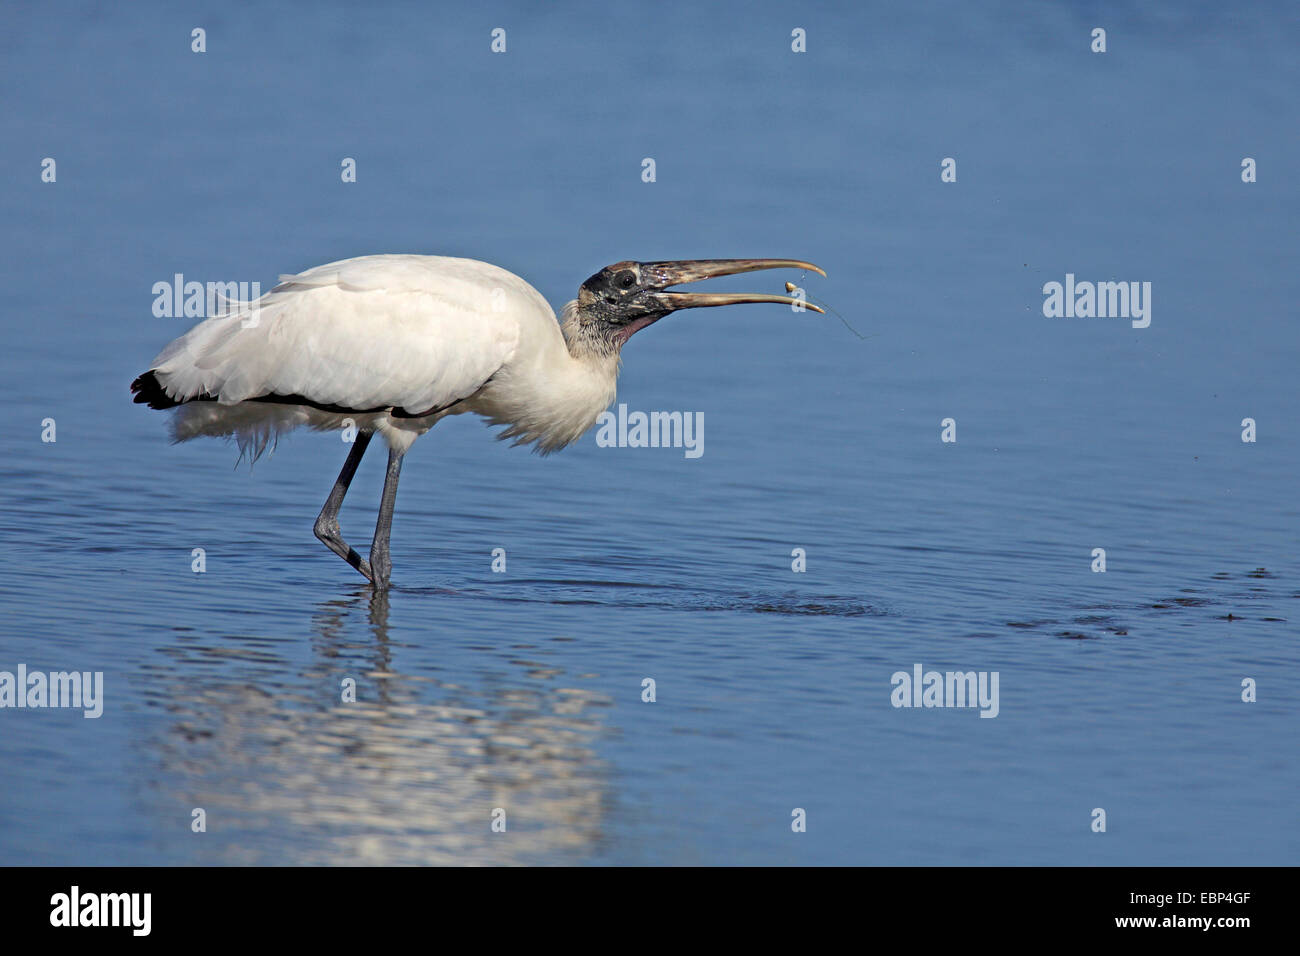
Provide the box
[369,446,405,590]
[314,432,375,582]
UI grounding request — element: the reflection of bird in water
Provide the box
[144,594,613,865]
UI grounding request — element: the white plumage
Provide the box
[133,253,823,587]
[149,254,607,458]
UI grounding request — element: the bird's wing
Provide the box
[150,255,537,414]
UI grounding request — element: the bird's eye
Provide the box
[617,272,636,289]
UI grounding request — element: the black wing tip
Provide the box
[130,370,183,410]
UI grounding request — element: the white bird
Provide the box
[132,255,825,589]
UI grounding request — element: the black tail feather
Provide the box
[130,370,183,410]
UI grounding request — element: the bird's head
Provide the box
[570,258,826,354]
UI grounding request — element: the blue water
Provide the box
[1,1,1296,865]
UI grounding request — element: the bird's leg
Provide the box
[314,431,375,582]
[368,446,405,590]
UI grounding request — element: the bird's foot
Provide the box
[370,546,392,591]
[315,518,375,583]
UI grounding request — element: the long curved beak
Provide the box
[642,259,826,314]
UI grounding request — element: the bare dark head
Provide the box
[572,258,826,353]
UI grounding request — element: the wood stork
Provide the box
[131,255,825,589]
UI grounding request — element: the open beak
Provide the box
[641,259,826,314]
